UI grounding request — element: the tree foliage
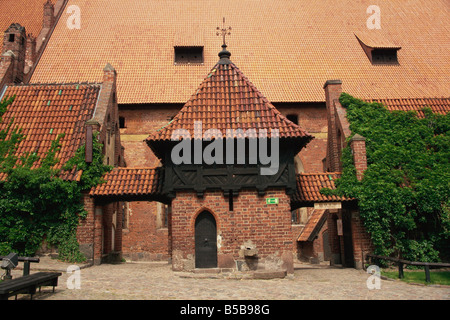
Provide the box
[0,97,112,262]
[322,93,450,262]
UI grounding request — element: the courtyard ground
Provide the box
[6,256,449,301]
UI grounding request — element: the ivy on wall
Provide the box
[0,97,112,262]
[322,93,450,262]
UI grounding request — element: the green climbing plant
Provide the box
[0,97,112,262]
[321,93,450,262]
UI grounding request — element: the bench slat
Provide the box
[0,272,61,298]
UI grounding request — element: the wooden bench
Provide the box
[0,272,62,300]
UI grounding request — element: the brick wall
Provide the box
[77,65,125,264]
[122,201,169,261]
[349,134,368,181]
[0,53,14,90]
[323,80,343,172]
[350,210,374,269]
[276,102,328,173]
[118,104,180,260]
[171,188,294,273]
[77,192,96,261]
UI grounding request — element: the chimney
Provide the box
[43,0,55,29]
[103,63,117,83]
[2,24,26,83]
[349,134,367,181]
[323,80,342,172]
[85,120,101,163]
[24,33,36,75]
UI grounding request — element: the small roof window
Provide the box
[174,46,204,65]
[355,33,401,65]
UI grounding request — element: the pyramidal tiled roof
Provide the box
[147,51,313,144]
[0,83,101,180]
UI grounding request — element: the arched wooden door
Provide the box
[195,211,217,268]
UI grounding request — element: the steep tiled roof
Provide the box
[297,209,326,242]
[147,59,312,145]
[0,83,101,179]
[292,172,351,204]
[90,167,164,198]
[366,97,450,117]
[0,0,50,53]
[30,0,450,104]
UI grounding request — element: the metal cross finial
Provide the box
[216,17,231,46]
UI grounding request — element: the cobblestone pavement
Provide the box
[7,257,450,300]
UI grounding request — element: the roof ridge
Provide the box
[298,172,342,176]
[12,82,103,87]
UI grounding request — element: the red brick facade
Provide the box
[170,189,294,273]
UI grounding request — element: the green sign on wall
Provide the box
[266,198,279,205]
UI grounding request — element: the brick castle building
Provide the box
[0,0,449,273]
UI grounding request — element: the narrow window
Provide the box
[228,190,234,211]
[291,209,300,224]
[122,202,129,229]
[8,34,15,42]
[119,116,125,128]
[164,205,170,228]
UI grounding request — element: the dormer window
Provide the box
[174,46,204,64]
[355,33,400,65]
[371,49,398,64]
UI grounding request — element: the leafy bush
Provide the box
[0,97,111,262]
[322,93,450,262]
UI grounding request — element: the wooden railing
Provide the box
[0,256,40,276]
[366,254,450,283]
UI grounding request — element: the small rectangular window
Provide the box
[174,46,204,64]
[119,116,125,128]
[371,49,398,64]
[8,34,15,42]
[287,114,299,125]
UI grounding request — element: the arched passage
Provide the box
[195,211,217,268]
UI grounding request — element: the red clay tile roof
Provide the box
[146,60,312,145]
[355,32,402,50]
[89,167,164,198]
[0,83,101,179]
[366,97,450,117]
[0,0,51,53]
[297,209,327,242]
[30,0,450,104]
[292,172,351,204]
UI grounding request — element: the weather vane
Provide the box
[216,17,231,46]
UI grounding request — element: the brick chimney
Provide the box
[2,23,26,83]
[349,134,367,181]
[86,64,118,155]
[24,34,36,75]
[43,0,55,29]
[323,80,343,172]
[103,63,117,83]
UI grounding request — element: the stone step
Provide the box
[252,270,287,279]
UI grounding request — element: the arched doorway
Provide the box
[195,211,217,268]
